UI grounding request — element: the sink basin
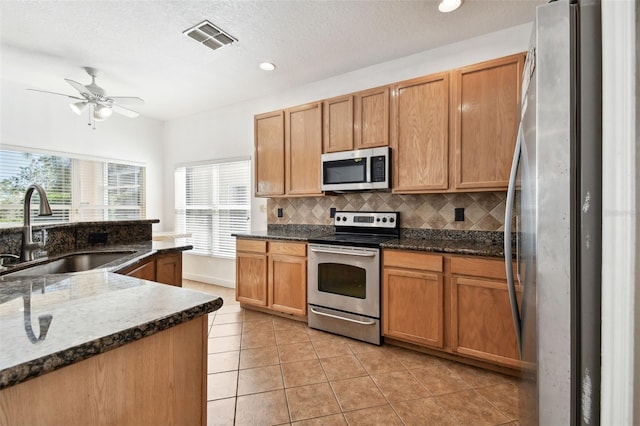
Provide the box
[3,251,135,277]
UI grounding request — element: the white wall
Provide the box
[162,23,533,288]
[0,79,165,229]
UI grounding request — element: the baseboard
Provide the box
[183,273,235,289]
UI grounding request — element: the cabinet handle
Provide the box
[309,307,376,325]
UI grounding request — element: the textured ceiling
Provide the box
[0,0,544,121]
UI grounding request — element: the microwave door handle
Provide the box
[309,247,376,257]
[505,123,523,358]
[366,156,371,184]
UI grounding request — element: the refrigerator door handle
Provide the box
[505,123,523,358]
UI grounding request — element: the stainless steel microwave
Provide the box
[321,147,390,192]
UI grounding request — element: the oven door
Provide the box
[307,243,380,318]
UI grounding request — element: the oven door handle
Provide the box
[309,247,376,257]
[309,307,376,325]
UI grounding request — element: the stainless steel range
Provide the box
[307,211,399,345]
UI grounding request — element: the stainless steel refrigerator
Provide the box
[504,0,602,424]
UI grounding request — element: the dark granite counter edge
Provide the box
[380,241,505,258]
[0,219,160,235]
[0,297,222,390]
[233,233,309,242]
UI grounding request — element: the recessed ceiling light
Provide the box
[259,62,276,71]
[438,0,463,13]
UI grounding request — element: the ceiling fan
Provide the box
[28,67,144,129]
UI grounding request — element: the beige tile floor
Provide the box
[183,280,522,426]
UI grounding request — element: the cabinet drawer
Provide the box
[236,239,267,253]
[450,256,508,280]
[269,241,306,257]
[383,250,443,272]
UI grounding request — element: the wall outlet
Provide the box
[330,208,336,218]
[454,208,465,222]
[277,208,283,218]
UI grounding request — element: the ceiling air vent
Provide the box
[183,20,237,51]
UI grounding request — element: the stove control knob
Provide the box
[382,218,387,223]
[389,217,395,223]
[336,217,341,222]
[342,216,348,222]
[376,218,381,222]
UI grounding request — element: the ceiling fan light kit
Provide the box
[27,67,143,129]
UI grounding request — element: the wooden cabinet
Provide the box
[118,252,184,286]
[235,239,268,307]
[382,250,444,348]
[156,252,183,286]
[236,239,307,317]
[323,86,390,153]
[269,242,307,316]
[254,110,285,196]
[450,256,522,368]
[123,258,156,281]
[391,73,450,192]
[285,102,323,196]
[452,53,525,191]
[323,95,354,153]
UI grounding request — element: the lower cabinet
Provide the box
[382,250,444,348]
[450,256,522,368]
[118,252,184,287]
[236,238,307,317]
[382,250,523,370]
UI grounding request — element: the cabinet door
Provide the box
[382,267,444,348]
[452,53,524,190]
[156,252,183,287]
[124,259,156,281]
[391,73,449,192]
[236,252,268,307]
[269,254,307,316]
[285,102,323,196]
[323,95,354,153]
[450,275,522,368]
[255,110,285,196]
[355,86,389,149]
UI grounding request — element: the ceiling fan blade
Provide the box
[64,78,92,97]
[109,96,144,104]
[112,104,140,118]
[27,88,85,100]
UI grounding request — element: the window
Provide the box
[175,158,250,258]
[0,148,146,226]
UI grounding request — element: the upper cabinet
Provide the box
[391,73,450,192]
[452,53,525,191]
[254,110,285,196]
[285,102,323,196]
[323,86,390,153]
[254,53,524,197]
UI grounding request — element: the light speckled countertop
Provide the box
[0,242,223,390]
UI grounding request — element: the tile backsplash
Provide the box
[267,192,507,231]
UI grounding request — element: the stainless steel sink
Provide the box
[3,251,135,277]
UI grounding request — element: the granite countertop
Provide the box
[0,240,222,390]
[234,226,508,258]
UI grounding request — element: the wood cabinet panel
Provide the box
[383,250,443,272]
[269,254,307,316]
[383,267,444,348]
[123,258,156,281]
[453,53,524,190]
[0,317,207,426]
[285,102,323,196]
[269,241,306,257]
[235,252,268,307]
[450,275,522,368]
[323,95,354,153]
[255,110,285,196]
[355,86,390,149]
[391,73,450,192]
[156,252,183,287]
[237,239,267,253]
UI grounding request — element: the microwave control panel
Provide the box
[370,156,386,182]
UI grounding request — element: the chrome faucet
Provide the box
[21,184,52,262]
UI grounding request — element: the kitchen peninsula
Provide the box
[0,221,222,425]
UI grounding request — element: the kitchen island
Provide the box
[0,269,222,425]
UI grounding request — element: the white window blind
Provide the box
[0,148,146,226]
[175,159,250,258]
